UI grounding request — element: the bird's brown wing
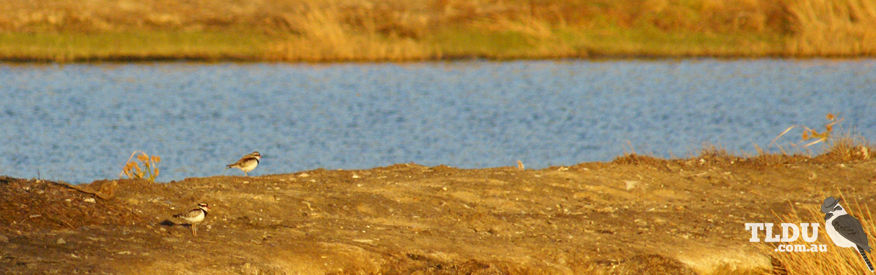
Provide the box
[174,208,203,219]
[228,155,257,167]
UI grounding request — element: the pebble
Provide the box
[56,238,66,245]
[83,197,96,203]
[87,236,106,242]
[634,218,648,226]
[624,180,639,191]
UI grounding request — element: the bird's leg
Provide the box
[245,171,248,177]
[191,224,197,237]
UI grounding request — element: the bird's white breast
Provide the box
[182,211,205,224]
[239,159,258,172]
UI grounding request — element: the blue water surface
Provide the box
[0,59,874,183]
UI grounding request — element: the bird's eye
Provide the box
[835,206,843,211]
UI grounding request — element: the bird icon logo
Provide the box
[822,196,874,272]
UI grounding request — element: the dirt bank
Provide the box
[2,153,875,273]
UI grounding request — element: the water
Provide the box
[1,59,874,183]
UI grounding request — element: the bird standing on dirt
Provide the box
[226,151,261,176]
[172,203,210,237]
[822,197,874,272]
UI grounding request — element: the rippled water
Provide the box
[1,59,874,183]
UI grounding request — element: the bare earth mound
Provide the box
[2,155,875,273]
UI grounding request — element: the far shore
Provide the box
[2,0,875,63]
[0,30,872,63]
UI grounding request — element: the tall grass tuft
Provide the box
[782,0,876,56]
[266,4,430,62]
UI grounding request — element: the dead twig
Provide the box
[46,181,114,200]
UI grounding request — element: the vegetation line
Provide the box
[1,0,874,62]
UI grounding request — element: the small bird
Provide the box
[172,203,210,237]
[226,151,261,176]
[822,197,874,272]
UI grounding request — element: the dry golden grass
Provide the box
[770,113,874,162]
[1,0,875,61]
[783,0,876,56]
[769,195,876,274]
[264,5,431,62]
[818,135,873,163]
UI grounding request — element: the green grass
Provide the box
[0,30,272,62]
[428,28,549,58]
[573,25,785,57]
[423,24,785,60]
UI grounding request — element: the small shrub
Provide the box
[771,113,843,154]
[120,151,161,183]
[800,113,841,148]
